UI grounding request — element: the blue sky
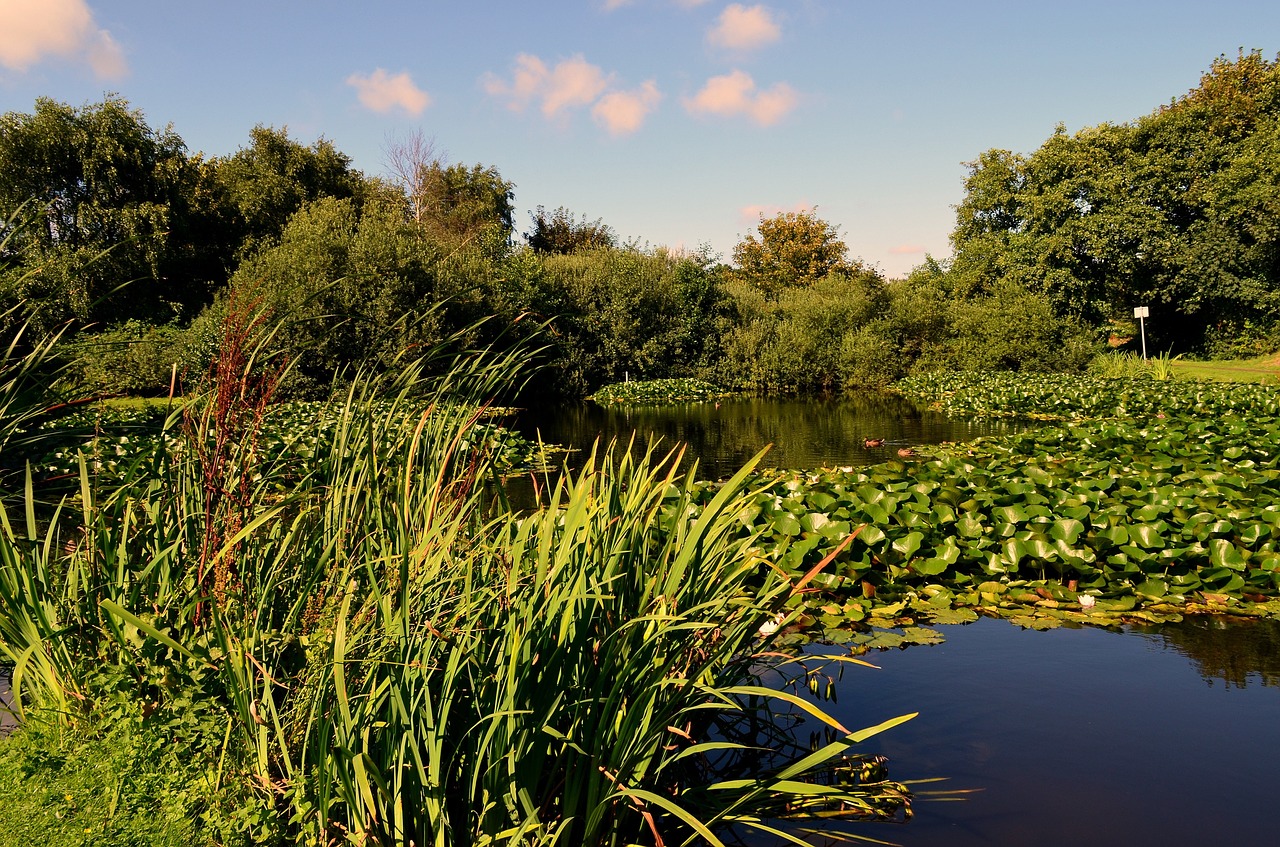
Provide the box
[2,0,1279,277]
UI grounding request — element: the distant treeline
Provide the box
[3,50,1279,398]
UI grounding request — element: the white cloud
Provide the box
[707,4,781,51]
[592,80,661,136]
[601,0,634,9]
[684,70,798,126]
[0,0,127,79]
[889,244,926,255]
[483,54,612,119]
[347,69,431,116]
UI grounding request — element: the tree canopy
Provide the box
[0,96,199,330]
[731,209,863,295]
[948,50,1280,354]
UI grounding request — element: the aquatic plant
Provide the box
[591,377,729,405]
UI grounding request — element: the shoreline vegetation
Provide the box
[4,49,1280,847]
[1,312,921,846]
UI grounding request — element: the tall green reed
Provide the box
[1,300,914,845]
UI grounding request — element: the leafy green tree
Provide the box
[732,209,862,295]
[718,267,887,391]
[416,162,515,243]
[212,195,441,396]
[0,96,207,331]
[539,247,728,392]
[948,50,1280,354]
[525,205,616,254]
[212,125,368,259]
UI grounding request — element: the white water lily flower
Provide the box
[1079,594,1097,609]
[758,612,787,637]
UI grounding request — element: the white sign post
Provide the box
[1133,306,1149,360]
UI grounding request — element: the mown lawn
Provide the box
[1171,353,1280,383]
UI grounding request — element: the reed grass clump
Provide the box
[0,305,913,845]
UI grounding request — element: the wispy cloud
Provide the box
[0,0,126,79]
[684,70,798,126]
[347,69,431,116]
[592,80,662,136]
[483,54,612,119]
[707,4,781,51]
[889,244,927,255]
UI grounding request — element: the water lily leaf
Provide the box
[892,531,924,559]
[1129,524,1165,549]
[913,557,951,577]
[774,514,802,537]
[1209,538,1246,570]
[995,505,1029,524]
[1050,518,1085,545]
[1135,579,1168,599]
[927,607,979,624]
[800,512,831,534]
[1002,538,1028,568]
[899,626,946,645]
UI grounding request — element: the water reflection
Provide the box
[1142,616,1280,689]
[775,617,1280,847]
[514,393,1024,480]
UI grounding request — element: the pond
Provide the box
[779,616,1280,847]
[513,392,1025,480]
[511,394,1280,846]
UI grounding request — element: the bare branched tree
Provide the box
[383,128,445,224]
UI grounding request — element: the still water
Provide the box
[512,394,1280,847]
[793,616,1280,847]
[513,392,1024,480]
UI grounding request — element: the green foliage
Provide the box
[539,246,729,393]
[718,270,887,392]
[688,407,1280,634]
[63,321,185,396]
[948,50,1280,354]
[716,263,1094,393]
[212,125,368,260]
[219,195,445,396]
[0,314,913,845]
[1090,351,1183,380]
[415,160,516,243]
[897,369,1280,420]
[0,704,264,847]
[590,377,728,404]
[0,96,210,330]
[525,204,617,254]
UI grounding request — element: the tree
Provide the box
[383,128,444,225]
[0,96,204,330]
[947,51,1280,354]
[415,162,515,243]
[213,125,368,258]
[525,205,616,254]
[214,195,442,396]
[731,209,861,295]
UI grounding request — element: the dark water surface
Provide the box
[513,393,1024,480]
[513,395,1280,847]
[780,616,1280,847]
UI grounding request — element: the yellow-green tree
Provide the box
[731,208,860,295]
